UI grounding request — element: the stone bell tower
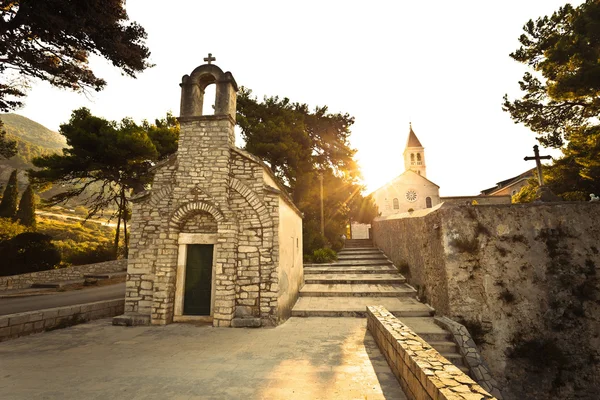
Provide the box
[403,123,427,177]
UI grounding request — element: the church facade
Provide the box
[114,60,303,328]
[371,125,441,216]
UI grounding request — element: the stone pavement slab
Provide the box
[0,317,407,400]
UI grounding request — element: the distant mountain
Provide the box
[0,113,67,177]
[1,113,66,150]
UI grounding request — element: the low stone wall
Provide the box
[0,299,124,342]
[0,260,127,291]
[367,306,495,400]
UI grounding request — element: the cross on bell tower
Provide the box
[203,53,216,64]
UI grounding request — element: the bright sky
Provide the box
[12,0,583,196]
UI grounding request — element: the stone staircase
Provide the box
[292,239,468,373]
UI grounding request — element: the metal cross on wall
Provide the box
[524,145,552,186]
[204,53,216,64]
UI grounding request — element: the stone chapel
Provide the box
[113,59,303,328]
[370,124,441,216]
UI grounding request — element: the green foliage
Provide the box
[0,118,17,159]
[0,0,151,111]
[237,88,377,254]
[36,216,115,265]
[53,240,115,265]
[15,184,36,228]
[0,169,18,218]
[29,108,179,257]
[0,232,61,276]
[503,0,600,148]
[312,248,337,263]
[0,216,28,241]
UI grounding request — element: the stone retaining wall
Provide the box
[0,260,127,291]
[0,299,125,342]
[367,305,496,400]
[372,202,600,399]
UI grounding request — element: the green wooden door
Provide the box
[183,244,214,315]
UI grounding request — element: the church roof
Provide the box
[369,169,440,196]
[405,124,423,148]
[480,168,536,195]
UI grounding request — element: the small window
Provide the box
[393,198,399,209]
[426,197,432,208]
[416,153,421,161]
[512,190,517,195]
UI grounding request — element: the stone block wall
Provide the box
[372,202,600,400]
[122,118,300,327]
[0,299,124,342]
[0,260,127,291]
[367,306,495,400]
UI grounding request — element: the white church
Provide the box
[370,124,441,217]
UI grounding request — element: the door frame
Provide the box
[174,233,218,322]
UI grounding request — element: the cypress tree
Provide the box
[0,169,18,219]
[16,184,36,229]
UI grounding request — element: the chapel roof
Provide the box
[405,123,423,148]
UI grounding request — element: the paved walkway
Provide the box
[0,317,407,400]
[0,283,125,315]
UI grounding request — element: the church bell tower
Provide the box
[403,123,426,177]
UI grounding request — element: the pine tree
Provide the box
[15,184,36,229]
[0,170,18,218]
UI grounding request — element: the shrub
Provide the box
[52,239,115,266]
[0,232,61,276]
[0,217,28,242]
[312,248,337,263]
[15,184,36,228]
[0,169,18,218]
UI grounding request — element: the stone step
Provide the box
[341,246,375,251]
[304,273,406,285]
[427,341,459,354]
[291,297,433,318]
[337,254,388,260]
[307,260,394,267]
[338,248,382,254]
[299,283,416,297]
[440,352,465,367]
[400,317,453,342]
[303,265,398,274]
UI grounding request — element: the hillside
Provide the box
[0,113,67,180]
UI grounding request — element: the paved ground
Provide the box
[0,317,406,400]
[0,283,125,315]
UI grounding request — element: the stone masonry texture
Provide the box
[372,202,600,400]
[121,63,302,328]
[367,305,495,400]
